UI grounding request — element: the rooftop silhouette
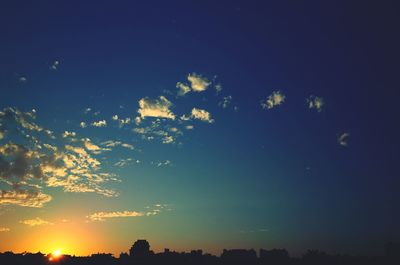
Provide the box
[1,239,399,265]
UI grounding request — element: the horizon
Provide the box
[1,0,399,259]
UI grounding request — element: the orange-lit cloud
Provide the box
[20,217,53,227]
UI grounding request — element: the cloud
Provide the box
[87,210,149,222]
[261,91,286,109]
[121,143,134,150]
[50,60,60,70]
[19,76,27,83]
[338,133,350,146]
[0,190,52,208]
[185,125,194,130]
[219,95,232,108]
[190,108,214,123]
[137,96,175,120]
[79,122,87,128]
[176,82,191,96]
[92,120,107,127]
[84,108,92,114]
[152,160,171,167]
[187,73,210,92]
[82,138,103,154]
[114,158,139,167]
[62,131,76,138]
[215,84,223,94]
[101,140,134,151]
[307,95,325,112]
[0,107,118,204]
[0,227,10,232]
[112,115,131,127]
[19,217,53,227]
[162,136,174,144]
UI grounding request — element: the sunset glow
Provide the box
[0,0,399,260]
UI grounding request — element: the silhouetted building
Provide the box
[260,248,290,264]
[129,239,151,258]
[221,249,257,264]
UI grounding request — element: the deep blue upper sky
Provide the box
[0,0,399,256]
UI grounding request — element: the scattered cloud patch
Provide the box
[190,108,214,123]
[261,91,286,109]
[137,96,175,121]
[79,122,87,128]
[176,82,191,96]
[307,95,325,112]
[219,95,232,109]
[92,120,107,127]
[62,131,76,138]
[187,73,210,92]
[0,190,52,208]
[0,227,10,232]
[50,60,60,70]
[19,76,27,83]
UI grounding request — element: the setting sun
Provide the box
[52,250,62,257]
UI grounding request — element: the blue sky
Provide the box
[0,0,399,256]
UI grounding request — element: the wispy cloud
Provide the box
[307,95,325,112]
[19,76,27,83]
[176,82,191,96]
[137,96,175,121]
[20,217,53,227]
[219,95,232,109]
[338,133,350,146]
[50,60,60,70]
[261,91,286,109]
[87,209,160,222]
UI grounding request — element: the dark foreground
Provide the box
[1,240,399,265]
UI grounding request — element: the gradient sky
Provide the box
[0,0,399,257]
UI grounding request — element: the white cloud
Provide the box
[187,73,210,92]
[191,108,214,123]
[185,125,194,130]
[80,122,87,128]
[19,76,27,83]
[261,91,286,109]
[338,133,350,146]
[92,120,107,127]
[307,95,325,112]
[138,96,175,120]
[20,217,53,227]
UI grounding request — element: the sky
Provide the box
[0,0,399,257]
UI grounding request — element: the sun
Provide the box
[49,249,63,261]
[53,249,62,257]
